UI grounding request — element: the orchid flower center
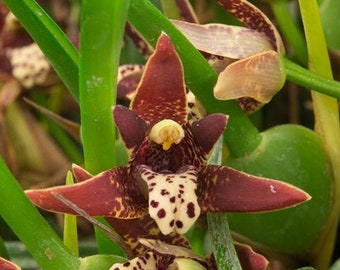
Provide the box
[149,119,185,151]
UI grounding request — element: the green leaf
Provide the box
[0,158,80,269]
[207,137,242,270]
[79,0,130,254]
[80,254,126,270]
[63,172,79,257]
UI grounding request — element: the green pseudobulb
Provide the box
[226,124,332,253]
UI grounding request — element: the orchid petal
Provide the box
[106,216,191,254]
[172,258,207,270]
[234,243,268,270]
[0,257,21,270]
[198,165,310,213]
[191,113,228,154]
[186,90,206,121]
[125,23,154,58]
[175,0,199,23]
[113,105,148,151]
[26,167,147,218]
[130,34,188,126]
[7,43,53,88]
[71,163,93,182]
[236,97,263,115]
[110,252,157,270]
[110,239,209,270]
[217,0,285,54]
[172,20,274,59]
[139,238,205,263]
[117,64,144,103]
[138,165,200,235]
[214,51,285,104]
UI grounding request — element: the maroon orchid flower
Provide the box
[26,34,309,239]
[0,5,56,89]
[171,0,286,113]
[110,238,268,270]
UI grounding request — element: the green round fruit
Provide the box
[226,124,332,253]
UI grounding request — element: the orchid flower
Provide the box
[26,33,309,242]
[110,238,268,270]
[0,4,56,90]
[59,166,269,270]
[171,0,286,113]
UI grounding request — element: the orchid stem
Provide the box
[160,0,181,20]
[270,0,308,65]
[63,172,79,257]
[299,0,340,268]
[207,137,242,270]
[284,58,340,99]
[79,0,130,254]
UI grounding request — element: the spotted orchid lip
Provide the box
[138,165,200,235]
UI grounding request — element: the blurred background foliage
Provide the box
[0,0,339,269]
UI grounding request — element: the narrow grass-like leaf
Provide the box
[0,158,80,269]
[63,172,79,257]
[79,0,130,254]
[207,137,242,270]
[299,0,340,268]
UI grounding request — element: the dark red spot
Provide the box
[176,220,183,228]
[187,202,196,218]
[169,219,175,227]
[157,208,166,218]
[150,200,159,208]
[161,189,169,195]
[169,196,176,203]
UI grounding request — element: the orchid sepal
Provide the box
[198,165,311,213]
[214,50,286,104]
[25,167,147,219]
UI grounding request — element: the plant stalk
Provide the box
[79,0,130,254]
[299,0,340,268]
